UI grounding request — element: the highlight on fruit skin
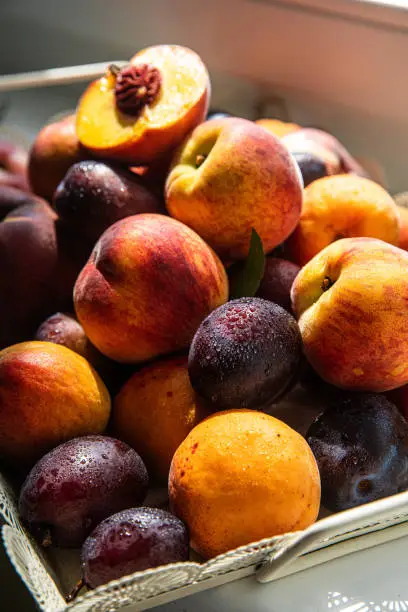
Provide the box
[165,117,303,261]
[188,297,302,411]
[169,409,321,559]
[76,45,211,165]
[287,174,401,266]
[114,355,207,483]
[65,506,189,601]
[0,341,111,464]
[306,392,408,512]
[18,435,148,548]
[291,237,408,392]
[74,213,228,364]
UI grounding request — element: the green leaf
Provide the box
[228,228,265,300]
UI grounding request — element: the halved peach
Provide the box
[76,45,211,165]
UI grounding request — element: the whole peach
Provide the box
[291,237,408,391]
[0,341,110,464]
[74,214,228,363]
[165,117,303,261]
[114,355,207,482]
[169,410,320,558]
[287,175,400,266]
[28,114,86,202]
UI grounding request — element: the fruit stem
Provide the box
[65,578,85,603]
[195,154,207,168]
[41,529,52,547]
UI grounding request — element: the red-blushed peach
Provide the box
[28,114,86,202]
[287,174,400,266]
[291,237,408,391]
[169,410,320,559]
[76,45,210,165]
[165,117,303,261]
[74,214,228,363]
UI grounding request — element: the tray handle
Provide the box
[256,489,408,583]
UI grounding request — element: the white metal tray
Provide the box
[2,388,408,612]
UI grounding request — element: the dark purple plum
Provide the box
[188,297,302,411]
[54,160,163,247]
[306,393,408,512]
[291,151,328,187]
[79,507,189,591]
[19,435,149,548]
[35,312,90,356]
[256,257,300,312]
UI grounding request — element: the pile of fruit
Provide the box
[2,43,408,600]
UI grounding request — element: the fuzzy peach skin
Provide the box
[74,214,228,363]
[76,45,210,165]
[169,410,320,559]
[114,355,208,482]
[291,237,408,391]
[0,341,110,464]
[28,114,85,202]
[287,174,400,266]
[165,117,303,261]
